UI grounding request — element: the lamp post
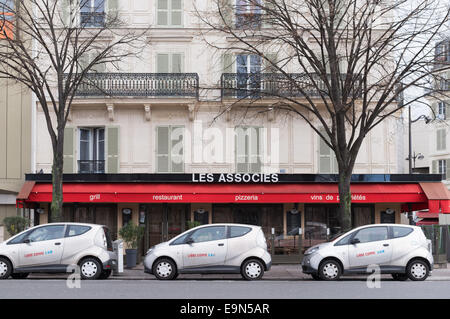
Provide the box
[407,105,431,174]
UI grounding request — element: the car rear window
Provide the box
[66,225,91,237]
[229,226,252,238]
[392,226,413,238]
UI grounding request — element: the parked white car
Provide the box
[0,223,117,280]
[144,223,272,280]
[302,224,433,281]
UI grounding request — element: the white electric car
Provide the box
[302,224,433,281]
[144,223,272,280]
[0,223,117,280]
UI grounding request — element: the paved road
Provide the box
[1,279,449,299]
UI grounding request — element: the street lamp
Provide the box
[405,152,425,172]
[408,105,431,174]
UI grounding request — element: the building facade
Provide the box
[15,1,450,261]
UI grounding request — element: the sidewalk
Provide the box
[107,263,450,281]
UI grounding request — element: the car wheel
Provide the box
[153,258,177,280]
[406,260,429,281]
[79,258,102,280]
[99,269,112,280]
[319,259,342,281]
[241,259,264,280]
[0,257,12,280]
[11,273,29,279]
[391,273,408,281]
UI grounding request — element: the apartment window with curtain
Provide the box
[78,127,105,173]
[437,102,446,120]
[157,0,182,26]
[80,0,105,27]
[436,128,446,151]
[235,126,263,173]
[156,126,184,173]
[235,0,262,29]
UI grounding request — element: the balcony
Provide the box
[78,160,105,174]
[69,73,199,99]
[221,73,362,99]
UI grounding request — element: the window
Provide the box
[236,54,261,98]
[189,226,226,243]
[156,126,184,173]
[171,232,191,245]
[438,102,446,120]
[0,0,14,39]
[194,210,209,225]
[380,210,396,224]
[230,226,251,238]
[157,0,182,26]
[438,159,447,180]
[27,225,66,242]
[156,53,183,73]
[7,230,31,245]
[286,209,301,236]
[80,0,105,27]
[235,126,263,173]
[335,233,353,246]
[236,0,262,29]
[437,129,446,151]
[79,127,105,173]
[392,226,413,239]
[66,225,91,237]
[318,129,338,173]
[353,226,388,243]
[435,41,450,63]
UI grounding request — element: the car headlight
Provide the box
[305,246,320,255]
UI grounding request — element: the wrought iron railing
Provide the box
[68,73,199,98]
[221,73,362,99]
[78,160,105,174]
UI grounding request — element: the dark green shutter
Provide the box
[106,126,119,173]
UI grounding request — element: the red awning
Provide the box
[21,182,427,204]
[419,182,450,214]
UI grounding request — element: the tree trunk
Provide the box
[50,131,64,222]
[338,172,352,232]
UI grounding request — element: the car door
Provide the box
[347,226,392,270]
[182,226,227,269]
[18,224,66,267]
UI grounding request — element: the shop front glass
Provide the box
[304,204,340,248]
[212,204,298,256]
[61,204,118,240]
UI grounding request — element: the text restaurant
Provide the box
[16,173,450,262]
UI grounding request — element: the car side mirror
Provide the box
[186,238,194,245]
[351,238,360,245]
[23,239,31,244]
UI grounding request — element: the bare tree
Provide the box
[195,0,450,231]
[0,0,146,221]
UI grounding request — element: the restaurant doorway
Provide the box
[141,203,190,255]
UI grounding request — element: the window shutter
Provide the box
[63,127,75,173]
[446,101,450,121]
[222,54,235,73]
[219,0,233,27]
[171,53,183,73]
[446,159,450,180]
[157,54,169,73]
[157,0,169,25]
[432,160,437,173]
[235,127,248,173]
[106,0,119,24]
[249,127,262,173]
[106,126,119,173]
[318,129,332,173]
[171,0,182,26]
[264,53,278,73]
[170,126,184,173]
[443,130,447,150]
[156,126,170,172]
[263,0,275,28]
